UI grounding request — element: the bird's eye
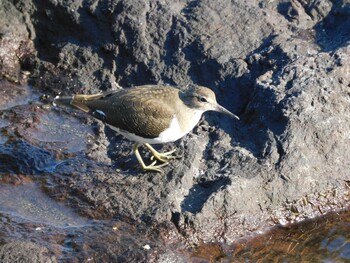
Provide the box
[199,96,207,103]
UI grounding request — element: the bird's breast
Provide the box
[158,110,204,143]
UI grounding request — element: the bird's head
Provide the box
[182,86,239,120]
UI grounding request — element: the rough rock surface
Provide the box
[1,0,350,260]
[0,241,57,263]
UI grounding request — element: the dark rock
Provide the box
[0,1,35,84]
[0,241,57,263]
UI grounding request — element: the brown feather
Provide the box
[73,86,181,139]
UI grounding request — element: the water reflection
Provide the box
[0,183,89,227]
[191,209,350,262]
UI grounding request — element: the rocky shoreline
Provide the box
[1,0,350,261]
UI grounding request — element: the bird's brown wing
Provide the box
[81,87,179,139]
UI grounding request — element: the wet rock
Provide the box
[0,139,56,175]
[0,210,173,262]
[0,80,38,110]
[0,1,34,84]
[0,241,57,263]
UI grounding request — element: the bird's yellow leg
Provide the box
[144,143,178,163]
[133,143,168,173]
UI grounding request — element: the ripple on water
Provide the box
[0,82,93,154]
[25,110,93,153]
[0,183,90,228]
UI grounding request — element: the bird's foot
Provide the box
[133,143,170,173]
[149,149,177,162]
[144,143,181,163]
[140,160,169,173]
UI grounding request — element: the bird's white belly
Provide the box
[107,110,203,144]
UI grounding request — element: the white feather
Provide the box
[107,110,203,144]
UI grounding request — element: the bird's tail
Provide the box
[53,94,91,113]
[53,95,73,107]
[53,90,118,113]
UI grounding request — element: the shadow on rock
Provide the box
[314,1,350,51]
[181,176,231,214]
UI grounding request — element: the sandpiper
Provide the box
[54,85,239,172]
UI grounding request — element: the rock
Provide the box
[0,241,57,263]
[1,0,350,260]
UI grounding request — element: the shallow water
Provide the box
[23,109,94,153]
[191,209,350,262]
[0,183,89,227]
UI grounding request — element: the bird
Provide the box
[53,85,239,173]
